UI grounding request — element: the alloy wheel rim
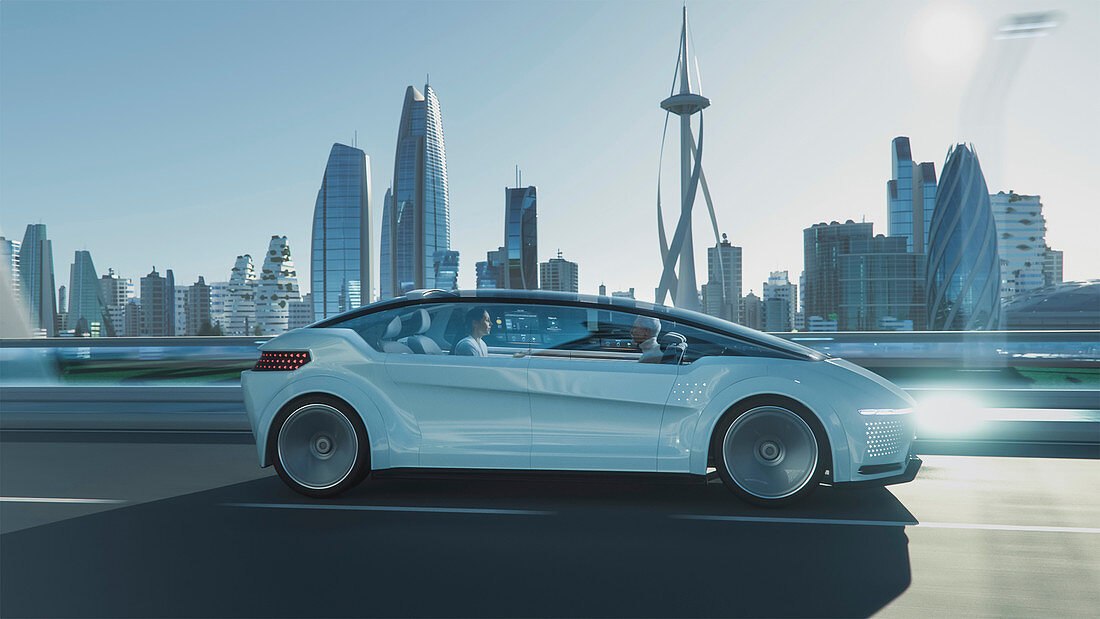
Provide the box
[278,404,358,490]
[722,406,818,499]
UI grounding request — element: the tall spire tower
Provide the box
[656,6,715,311]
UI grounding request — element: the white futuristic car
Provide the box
[241,290,920,506]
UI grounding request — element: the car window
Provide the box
[669,321,805,363]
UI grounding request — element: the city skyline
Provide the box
[1,1,1097,299]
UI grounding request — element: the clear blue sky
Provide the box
[2,0,1097,299]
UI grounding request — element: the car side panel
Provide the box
[660,358,851,481]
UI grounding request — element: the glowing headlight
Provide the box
[858,408,915,416]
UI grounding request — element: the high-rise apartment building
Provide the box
[741,291,763,330]
[762,271,797,330]
[208,281,229,330]
[387,83,451,296]
[174,286,188,336]
[763,297,791,332]
[0,236,20,305]
[839,235,925,331]
[100,269,133,337]
[927,144,1001,330]
[701,234,741,322]
[185,276,212,335]
[476,248,506,289]
[505,185,537,289]
[990,191,1049,301]
[68,250,109,336]
[18,224,57,336]
[312,143,371,319]
[289,293,315,330]
[1042,248,1063,287]
[123,301,141,337]
[433,250,460,291]
[803,220,873,324]
[255,236,301,335]
[139,267,175,336]
[887,137,938,254]
[225,255,257,335]
[539,251,578,293]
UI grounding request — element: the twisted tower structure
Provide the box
[656,7,723,311]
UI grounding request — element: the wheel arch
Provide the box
[704,394,833,479]
[254,375,394,469]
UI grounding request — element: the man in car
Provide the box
[631,315,663,363]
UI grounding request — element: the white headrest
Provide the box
[384,315,402,339]
[415,309,431,335]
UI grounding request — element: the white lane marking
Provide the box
[1,497,126,504]
[223,502,554,516]
[673,514,1100,534]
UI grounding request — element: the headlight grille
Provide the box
[865,418,906,458]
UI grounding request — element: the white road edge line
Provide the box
[672,514,1100,534]
[222,502,554,516]
[1,497,127,504]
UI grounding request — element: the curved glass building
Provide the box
[926,144,1001,330]
[387,84,451,297]
[68,250,110,336]
[505,186,537,289]
[311,143,371,319]
[379,189,393,300]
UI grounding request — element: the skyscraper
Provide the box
[990,191,1048,301]
[18,224,57,336]
[100,269,133,337]
[225,255,257,335]
[185,276,212,335]
[701,234,741,322]
[539,250,578,293]
[505,185,537,289]
[1042,248,1063,287]
[255,236,301,335]
[387,83,451,297]
[887,137,938,254]
[433,250,460,291]
[763,271,798,329]
[312,143,371,319]
[741,291,763,330]
[379,189,393,300]
[927,144,1001,330]
[139,267,174,337]
[68,250,110,336]
[839,235,926,331]
[0,236,20,305]
[803,220,873,324]
[476,247,506,289]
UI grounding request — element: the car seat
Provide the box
[378,315,413,354]
[403,309,443,355]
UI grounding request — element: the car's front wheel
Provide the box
[272,396,369,498]
[714,400,826,507]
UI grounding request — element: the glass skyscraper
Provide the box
[803,220,873,323]
[927,144,1001,330]
[505,186,537,289]
[887,137,937,254]
[839,235,926,331]
[312,143,371,319]
[68,250,110,336]
[433,250,460,291]
[18,224,57,336]
[387,83,451,297]
[139,267,175,337]
[379,189,393,300]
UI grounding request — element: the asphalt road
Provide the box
[1,431,1097,618]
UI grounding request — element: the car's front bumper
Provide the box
[843,454,922,487]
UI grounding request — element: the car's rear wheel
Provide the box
[272,396,369,498]
[714,401,825,507]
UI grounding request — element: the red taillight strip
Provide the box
[253,351,311,371]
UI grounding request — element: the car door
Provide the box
[367,302,532,469]
[525,304,681,472]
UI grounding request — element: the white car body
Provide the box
[242,290,919,501]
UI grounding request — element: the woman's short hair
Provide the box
[465,306,490,333]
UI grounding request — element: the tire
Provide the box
[271,395,370,498]
[713,398,827,507]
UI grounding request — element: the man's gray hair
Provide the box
[635,315,661,334]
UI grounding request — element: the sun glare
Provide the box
[906,1,986,82]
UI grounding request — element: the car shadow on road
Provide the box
[1,474,914,618]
